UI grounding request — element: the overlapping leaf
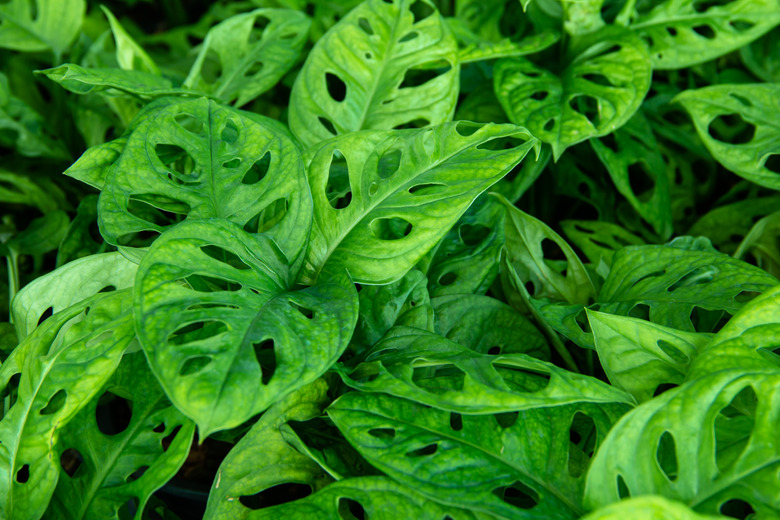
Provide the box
[582,496,727,520]
[0,0,84,58]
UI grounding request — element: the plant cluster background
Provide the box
[1,0,780,519]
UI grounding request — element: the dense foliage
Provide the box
[1,0,779,518]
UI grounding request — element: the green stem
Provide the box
[6,250,19,323]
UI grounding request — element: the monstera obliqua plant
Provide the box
[1,0,780,518]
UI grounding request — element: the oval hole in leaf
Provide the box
[40,389,67,416]
[223,158,241,168]
[653,383,678,397]
[169,320,228,346]
[459,224,490,246]
[406,443,438,457]
[60,448,83,478]
[544,119,555,131]
[253,339,276,385]
[667,265,717,292]
[370,217,412,240]
[319,116,337,135]
[290,301,315,319]
[338,497,367,520]
[582,74,612,87]
[155,144,196,179]
[200,245,251,270]
[243,198,289,234]
[438,271,456,286]
[327,150,352,209]
[719,499,756,519]
[174,113,204,135]
[399,31,419,42]
[730,20,755,32]
[569,95,601,127]
[399,62,451,89]
[497,364,551,393]
[410,0,435,23]
[449,412,463,431]
[367,427,396,439]
[492,481,538,509]
[358,17,373,35]
[617,474,630,498]
[239,483,312,509]
[476,136,527,151]
[627,162,655,200]
[16,464,30,483]
[763,154,780,174]
[568,412,597,477]
[242,151,271,185]
[656,431,678,482]
[455,121,481,136]
[325,72,347,102]
[708,114,755,145]
[495,411,519,428]
[393,118,430,130]
[37,306,53,326]
[657,340,689,364]
[715,385,757,473]
[541,238,566,260]
[96,391,133,435]
[222,120,239,144]
[245,61,264,77]
[693,0,730,11]
[126,465,149,483]
[179,356,212,376]
[734,290,761,303]
[692,24,716,39]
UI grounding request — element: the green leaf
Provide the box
[45,352,195,520]
[740,29,780,82]
[587,309,712,402]
[11,252,137,339]
[590,113,673,239]
[0,0,85,58]
[204,379,331,518]
[243,476,472,519]
[36,64,196,99]
[733,210,780,278]
[0,170,59,213]
[623,0,780,70]
[584,369,780,517]
[134,219,358,436]
[581,496,727,520]
[498,194,597,305]
[675,84,780,191]
[598,243,778,331]
[289,0,459,148]
[431,294,549,359]
[563,0,605,36]
[56,195,103,267]
[302,122,538,285]
[101,6,160,75]
[494,27,652,159]
[448,17,560,63]
[8,210,69,256]
[338,326,632,413]
[98,97,312,269]
[329,391,628,519]
[688,196,780,255]
[64,138,127,191]
[0,290,135,520]
[184,9,311,106]
[688,284,780,380]
[560,220,644,267]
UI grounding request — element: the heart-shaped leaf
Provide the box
[134,219,358,436]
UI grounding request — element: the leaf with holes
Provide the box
[494,27,652,159]
[587,309,712,402]
[497,193,597,305]
[45,351,195,520]
[204,379,331,518]
[0,290,135,520]
[591,113,673,239]
[184,9,311,106]
[301,122,538,285]
[0,0,84,58]
[244,476,475,519]
[98,97,312,269]
[687,284,780,381]
[288,0,459,147]
[675,84,780,191]
[337,326,632,413]
[621,0,780,70]
[598,243,778,332]
[134,219,358,436]
[688,196,780,256]
[584,369,780,517]
[329,391,628,519]
[582,496,727,520]
[431,294,549,359]
[11,252,137,339]
[560,220,645,267]
[448,17,560,63]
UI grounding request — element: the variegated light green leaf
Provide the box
[45,352,195,520]
[329,391,629,519]
[494,27,651,159]
[588,309,712,402]
[338,326,632,413]
[184,9,311,107]
[302,122,538,285]
[676,84,780,191]
[621,0,780,69]
[0,291,135,520]
[204,380,332,519]
[582,496,727,520]
[584,370,780,517]
[289,0,459,148]
[98,97,312,269]
[134,219,358,436]
[0,0,85,58]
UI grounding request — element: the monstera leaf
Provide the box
[45,352,195,520]
[134,219,358,436]
[560,220,644,267]
[301,122,538,285]
[338,327,632,413]
[98,97,312,268]
[36,64,192,99]
[494,27,652,159]
[289,0,459,147]
[620,0,780,69]
[0,0,84,58]
[584,369,780,518]
[0,291,135,520]
[184,9,311,106]
[329,391,629,519]
[676,84,780,191]
[582,496,727,520]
